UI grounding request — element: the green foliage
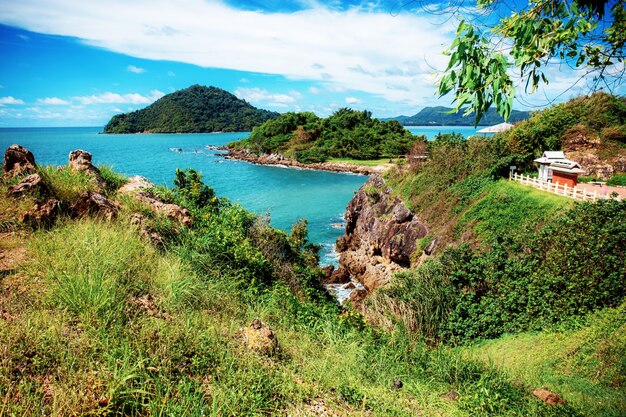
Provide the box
[98,164,127,194]
[608,173,626,186]
[103,85,279,133]
[504,93,626,164]
[437,0,626,123]
[232,108,416,163]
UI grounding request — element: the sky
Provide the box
[0,0,621,127]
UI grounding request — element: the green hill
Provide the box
[391,106,530,126]
[103,85,279,134]
[230,108,416,163]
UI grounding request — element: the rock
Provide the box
[423,238,438,256]
[342,282,355,290]
[20,199,61,225]
[333,175,429,292]
[68,149,106,188]
[6,173,48,198]
[321,265,334,281]
[532,388,566,406]
[71,191,120,220]
[392,379,403,390]
[240,319,278,355]
[2,144,36,178]
[118,176,155,194]
[98,396,109,407]
[130,213,165,247]
[119,177,192,227]
[440,390,460,401]
[325,267,350,284]
[349,288,368,303]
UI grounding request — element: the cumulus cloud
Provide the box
[37,97,70,105]
[0,0,456,106]
[345,96,362,104]
[72,90,164,105]
[127,65,145,73]
[0,96,25,105]
[308,86,320,95]
[235,87,301,104]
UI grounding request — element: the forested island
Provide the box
[229,108,416,163]
[103,85,278,134]
[389,106,530,126]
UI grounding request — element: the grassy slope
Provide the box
[0,164,601,417]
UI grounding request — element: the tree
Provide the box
[436,0,626,124]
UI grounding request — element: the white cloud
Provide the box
[239,78,250,83]
[72,90,164,105]
[235,87,301,104]
[308,86,320,95]
[37,97,70,105]
[345,96,362,104]
[167,70,176,77]
[0,0,457,106]
[127,65,145,73]
[0,96,25,105]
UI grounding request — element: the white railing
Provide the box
[510,172,601,202]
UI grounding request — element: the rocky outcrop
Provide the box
[6,174,48,198]
[130,213,165,247]
[118,176,192,227]
[563,126,626,179]
[68,149,106,189]
[20,199,62,225]
[2,145,36,178]
[333,176,429,292]
[226,148,386,175]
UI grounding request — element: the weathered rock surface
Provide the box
[532,388,566,406]
[333,175,429,291]
[240,319,278,355]
[68,149,106,188]
[71,191,120,220]
[130,213,165,247]
[118,176,192,226]
[20,199,62,225]
[7,174,48,198]
[2,145,36,178]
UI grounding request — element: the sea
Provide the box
[0,125,475,266]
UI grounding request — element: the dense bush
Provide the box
[231,108,417,162]
[374,199,626,344]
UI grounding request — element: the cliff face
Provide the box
[333,176,429,291]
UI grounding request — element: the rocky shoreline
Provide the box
[225,147,389,175]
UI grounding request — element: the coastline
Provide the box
[224,147,391,175]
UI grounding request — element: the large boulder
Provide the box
[2,145,36,178]
[333,175,429,291]
[6,173,48,199]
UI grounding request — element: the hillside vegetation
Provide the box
[3,148,622,416]
[391,106,529,126]
[229,108,416,163]
[103,85,278,134]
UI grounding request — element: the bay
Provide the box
[0,125,476,266]
[406,125,477,139]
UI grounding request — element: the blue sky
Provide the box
[0,0,617,127]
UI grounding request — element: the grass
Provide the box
[328,157,397,167]
[0,162,620,416]
[466,303,626,417]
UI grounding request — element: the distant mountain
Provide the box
[389,106,530,126]
[103,85,279,134]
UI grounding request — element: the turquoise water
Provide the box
[0,125,476,265]
[406,125,477,139]
[0,127,365,265]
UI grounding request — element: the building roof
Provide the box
[550,160,586,175]
[534,151,566,164]
[476,122,514,134]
